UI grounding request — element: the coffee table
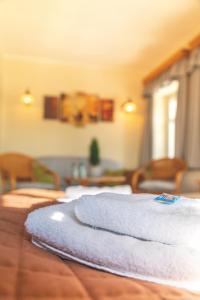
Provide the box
[65,176,127,186]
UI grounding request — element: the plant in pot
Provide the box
[89,138,102,177]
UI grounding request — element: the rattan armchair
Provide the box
[131,158,187,194]
[0,153,61,192]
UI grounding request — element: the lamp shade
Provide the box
[122,99,136,113]
[21,89,34,105]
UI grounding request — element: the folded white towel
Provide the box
[25,201,200,291]
[75,193,200,249]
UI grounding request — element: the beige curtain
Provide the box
[175,75,188,158]
[185,47,200,168]
[139,97,152,164]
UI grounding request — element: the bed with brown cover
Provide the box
[0,188,199,300]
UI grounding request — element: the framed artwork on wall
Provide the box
[44,96,59,119]
[43,92,115,126]
[100,99,114,121]
[59,93,73,123]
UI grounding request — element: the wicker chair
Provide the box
[131,158,187,194]
[0,152,61,192]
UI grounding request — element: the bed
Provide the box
[0,188,199,300]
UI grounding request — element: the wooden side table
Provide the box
[65,176,127,187]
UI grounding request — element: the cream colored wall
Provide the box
[0,57,2,149]
[0,56,5,151]
[0,55,144,168]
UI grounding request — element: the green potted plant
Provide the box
[89,138,102,177]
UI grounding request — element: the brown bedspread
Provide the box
[0,189,199,300]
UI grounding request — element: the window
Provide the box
[152,80,179,159]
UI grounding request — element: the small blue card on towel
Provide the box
[154,193,180,205]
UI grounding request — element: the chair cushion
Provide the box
[33,164,54,184]
[139,180,176,193]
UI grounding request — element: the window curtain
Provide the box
[140,96,152,164]
[185,47,200,168]
[174,73,188,158]
[140,58,188,165]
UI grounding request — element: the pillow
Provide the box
[33,164,54,184]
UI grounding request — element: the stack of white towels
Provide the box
[25,193,200,291]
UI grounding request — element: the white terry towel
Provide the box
[25,201,200,291]
[75,193,200,249]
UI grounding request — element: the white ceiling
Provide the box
[0,0,200,70]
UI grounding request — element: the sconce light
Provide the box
[21,89,34,105]
[121,99,137,113]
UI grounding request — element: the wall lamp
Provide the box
[21,89,34,105]
[121,99,137,113]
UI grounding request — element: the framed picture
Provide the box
[72,92,89,126]
[44,96,59,119]
[43,93,115,125]
[100,99,114,121]
[59,93,74,123]
[85,94,101,123]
